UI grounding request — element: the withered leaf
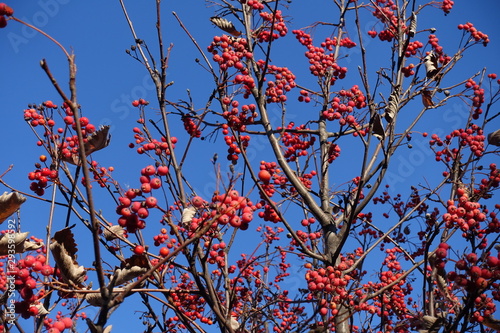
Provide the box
[424,51,439,79]
[487,129,500,146]
[50,227,86,287]
[421,89,434,108]
[408,12,417,37]
[371,113,385,140]
[112,254,149,286]
[181,206,197,225]
[210,17,241,37]
[0,232,43,255]
[63,125,111,165]
[384,89,400,123]
[103,225,125,241]
[0,192,26,224]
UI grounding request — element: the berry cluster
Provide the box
[256,10,288,42]
[0,3,13,28]
[401,63,415,77]
[256,62,296,103]
[370,1,405,42]
[224,134,250,163]
[441,0,454,14]
[116,165,167,233]
[430,124,485,163]
[458,22,490,46]
[465,78,485,119]
[322,85,366,122]
[28,165,58,196]
[182,115,202,138]
[257,161,281,197]
[207,35,252,72]
[404,40,423,57]
[279,122,316,162]
[298,89,311,103]
[245,0,264,10]
[221,98,257,131]
[292,30,348,81]
[442,186,488,234]
[130,126,177,156]
[327,143,341,163]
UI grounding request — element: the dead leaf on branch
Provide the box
[487,129,500,146]
[0,191,26,224]
[111,254,149,287]
[424,51,439,79]
[63,125,111,165]
[50,227,86,288]
[371,113,385,140]
[103,225,125,241]
[210,16,241,37]
[0,231,43,255]
[181,206,197,225]
[408,12,417,37]
[384,89,400,123]
[421,89,434,108]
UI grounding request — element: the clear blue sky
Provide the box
[1,1,499,332]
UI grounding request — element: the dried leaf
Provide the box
[50,227,86,287]
[409,12,417,37]
[483,315,500,330]
[210,17,241,37]
[85,291,120,307]
[384,89,400,123]
[424,51,439,79]
[371,113,385,140]
[487,129,500,146]
[112,254,149,286]
[0,232,43,255]
[421,89,434,108]
[181,206,197,225]
[103,225,125,241]
[229,316,240,330]
[0,192,26,224]
[63,125,111,165]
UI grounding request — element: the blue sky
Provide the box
[1,1,500,332]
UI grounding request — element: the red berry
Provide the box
[133,245,145,255]
[258,170,272,184]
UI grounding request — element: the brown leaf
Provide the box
[50,227,86,287]
[210,17,241,37]
[63,125,111,165]
[112,254,149,286]
[487,129,500,146]
[421,89,434,108]
[483,315,500,330]
[424,51,439,78]
[103,225,125,241]
[384,89,400,123]
[0,232,43,255]
[371,113,385,140]
[0,192,26,224]
[408,12,417,37]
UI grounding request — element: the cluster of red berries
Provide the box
[168,273,212,325]
[280,122,316,162]
[208,35,252,72]
[245,0,264,10]
[131,98,149,107]
[256,10,288,42]
[474,165,500,205]
[257,203,281,223]
[448,251,499,312]
[298,89,311,103]
[2,252,55,320]
[442,187,487,234]
[185,190,255,232]
[0,3,13,28]
[42,314,75,333]
[404,41,423,57]
[206,241,227,267]
[327,143,341,163]
[322,85,366,123]
[371,1,405,42]
[221,98,257,131]
[292,30,348,81]
[182,115,201,138]
[256,62,296,103]
[116,165,167,232]
[487,73,500,85]
[441,0,454,14]
[257,161,279,195]
[465,78,485,119]
[401,63,415,77]
[458,22,490,46]
[130,126,177,156]
[82,161,113,188]
[224,134,250,163]
[430,124,485,164]
[320,36,356,50]
[28,165,58,196]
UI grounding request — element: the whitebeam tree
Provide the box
[1,1,500,333]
